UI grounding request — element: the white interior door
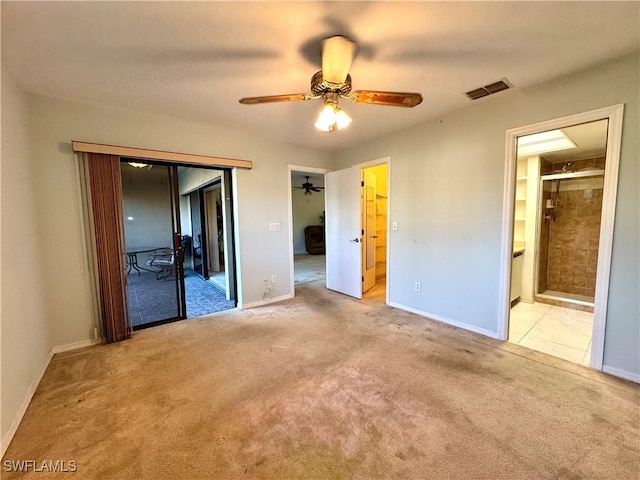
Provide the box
[326,166,362,299]
[362,170,377,292]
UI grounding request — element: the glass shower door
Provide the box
[536,171,605,305]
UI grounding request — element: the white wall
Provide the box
[0,69,52,450]
[26,94,332,348]
[121,165,174,249]
[333,52,640,378]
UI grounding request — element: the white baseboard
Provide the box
[51,338,101,354]
[1,349,53,457]
[388,302,501,340]
[602,365,640,383]
[240,293,294,309]
[1,338,101,457]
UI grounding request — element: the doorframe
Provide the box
[497,104,624,370]
[287,164,330,296]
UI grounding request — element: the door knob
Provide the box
[350,238,361,243]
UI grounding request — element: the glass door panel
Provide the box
[190,190,209,279]
[121,161,186,328]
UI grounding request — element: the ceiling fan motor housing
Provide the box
[311,71,352,97]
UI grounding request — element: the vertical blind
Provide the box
[84,153,131,342]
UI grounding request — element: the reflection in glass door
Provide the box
[121,161,186,328]
[190,190,208,279]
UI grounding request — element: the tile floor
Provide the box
[127,268,235,327]
[509,301,593,366]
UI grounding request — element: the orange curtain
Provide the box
[85,153,131,343]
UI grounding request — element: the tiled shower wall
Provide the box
[538,159,604,299]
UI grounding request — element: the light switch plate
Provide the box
[269,223,281,231]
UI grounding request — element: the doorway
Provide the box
[500,105,624,370]
[288,166,330,292]
[121,160,237,329]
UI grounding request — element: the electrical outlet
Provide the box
[415,281,421,292]
[271,274,277,284]
[392,222,398,231]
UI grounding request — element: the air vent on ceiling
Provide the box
[465,78,513,100]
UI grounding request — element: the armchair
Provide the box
[304,225,325,255]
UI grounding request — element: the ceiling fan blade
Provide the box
[310,187,323,192]
[239,93,314,105]
[322,36,356,84]
[348,90,423,107]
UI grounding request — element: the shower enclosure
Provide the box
[535,161,605,306]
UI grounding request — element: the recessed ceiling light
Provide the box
[517,129,576,157]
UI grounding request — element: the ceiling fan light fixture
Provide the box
[335,108,352,130]
[314,103,351,132]
[239,35,422,131]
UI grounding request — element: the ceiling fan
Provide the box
[293,176,324,195]
[239,36,423,132]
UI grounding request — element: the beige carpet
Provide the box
[3,256,639,479]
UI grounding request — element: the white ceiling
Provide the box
[2,2,638,151]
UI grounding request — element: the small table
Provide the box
[126,247,158,276]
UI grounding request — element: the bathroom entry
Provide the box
[508,118,613,366]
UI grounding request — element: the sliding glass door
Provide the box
[121,161,186,328]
